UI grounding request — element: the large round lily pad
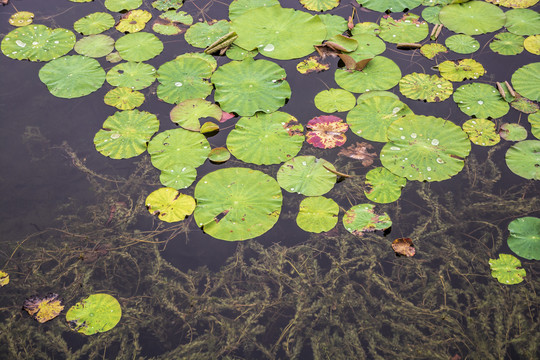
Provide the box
[507,217,540,260]
[296,196,339,233]
[74,12,115,35]
[39,55,105,99]
[194,168,283,241]
[379,13,429,44]
[106,62,156,90]
[399,73,453,102]
[453,83,510,119]
[115,32,164,62]
[145,187,196,222]
[445,34,480,54]
[505,140,540,180]
[488,254,526,285]
[439,1,506,36]
[342,203,392,236]
[380,115,472,182]
[94,110,159,159]
[66,294,121,335]
[227,111,304,165]
[277,156,337,196]
[355,0,422,12]
[365,167,407,204]
[212,58,291,116]
[335,56,401,93]
[148,128,210,171]
[231,5,326,60]
[511,62,540,102]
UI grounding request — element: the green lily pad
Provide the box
[226,44,258,60]
[208,147,231,163]
[176,52,217,71]
[106,62,156,90]
[489,32,524,55]
[170,99,222,131]
[74,12,115,35]
[485,0,539,8]
[335,56,402,93]
[200,122,219,134]
[380,115,471,182]
[355,0,422,12]
[314,89,356,113]
[227,112,304,165]
[420,43,447,59]
[39,55,105,99]
[231,5,326,60]
[319,13,349,39]
[157,56,214,104]
[300,0,339,11]
[511,62,540,102]
[351,22,380,36]
[379,13,429,44]
[505,9,540,36]
[104,87,145,110]
[507,217,540,260]
[347,95,414,142]
[326,34,358,53]
[74,35,115,58]
[194,168,283,241]
[147,128,210,171]
[146,187,195,222]
[347,34,386,62]
[462,119,500,146]
[488,254,526,285]
[94,110,159,159]
[212,58,291,116]
[104,0,142,12]
[106,52,123,63]
[115,32,164,62]
[229,0,280,20]
[399,73,453,102]
[9,12,34,27]
[152,0,184,11]
[439,1,506,36]
[438,59,485,82]
[2,25,75,62]
[445,34,480,54]
[421,6,442,24]
[116,10,152,33]
[185,20,230,48]
[306,115,348,149]
[296,56,330,74]
[277,156,337,196]
[524,35,540,55]
[500,123,528,141]
[66,294,121,335]
[159,166,197,190]
[528,111,540,139]
[511,96,539,114]
[296,196,339,233]
[342,203,392,236]
[505,140,540,179]
[152,10,193,35]
[364,167,407,204]
[453,83,510,119]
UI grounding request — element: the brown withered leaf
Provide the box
[338,54,372,72]
[392,238,415,257]
[314,44,340,59]
[338,142,377,166]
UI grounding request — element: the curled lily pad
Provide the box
[380,115,471,182]
[453,83,509,119]
[314,89,356,113]
[505,140,540,180]
[507,217,540,260]
[146,187,195,222]
[39,55,105,99]
[9,12,34,27]
[105,0,142,12]
[74,12,115,35]
[277,156,337,196]
[231,5,326,60]
[296,56,330,74]
[505,9,540,36]
[462,119,500,146]
[170,99,222,131]
[489,254,526,285]
[335,56,402,93]
[355,0,422,12]
[147,128,210,171]
[524,35,540,55]
[160,166,197,189]
[185,20,230,48]
[399,73,453,102]
[115,32,164,62]
[194,168,283,241]
[212,58,291,116]
[23,293,64,323]
[343,203,392,236]
[116,10,152,33]
[326,35,358,53]
[74,35,115,58]
[1,25,75,62]
[106,62,156,90]
[296,196,339,233]
[379,13,429,44]
[347,95,413,142]
[528,111,540,139]
[229,0,280,20]
[94,110,159,159]
[500,123,528,141]
[104,87,145,110]
[439,1,506,36]
[420,43,447,59]
[200,122,219,134]
[511,62,540,102]
[364,167,407,204]
[438,59,485,82]
[445,34,480,54]
[66,294,122,335]
[489,32,524,55]
[306,115,348,149]
[227,112,304,165]
[208,147,230,163]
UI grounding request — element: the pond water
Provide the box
[0,0,539,359]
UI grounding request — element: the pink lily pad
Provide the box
[306,115,348,149]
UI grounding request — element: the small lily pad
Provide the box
[314,89,356,113]
[148,128,210,171]
[152,10,193,36]
[116,10,152,33]
[200,122,219,134]
[106,62,156,90]
[208,147,230,163]
[438,59,485,82]
[9,12,34,27]
[300,0,339,11]
[379,13,429,44]
[488,254,526,285]
[500,123,528,142]
[146,187,195,222]
[74,12,115,35]
[511,96,539,114]
[306,115,348,149]
[364,167,407,204]
[226,44,258,60]
[159,166,197,189]
[335,56,402,93]
[511,62,540,102]
[507,217,540,260]
[399,73,453,102]
[115,32,164,62]
[421,6,442,24]
[23,293,64,323]
[74,35,115,58]
[296,196,339,233]
[104,87,145,110]
[505,140,540,179]
[152,0,184,11]
[185,20,231,48]
[489,32,524,55]
[296,56,330,74]
[420,43,447,59]
[342,203,392,236]
[66,294,122,335]
[0,270,8,287]
[528,111,540,139]
[105,0,142,12]
[392,238,415,257]
[462,119,500,146]
[524,35,540,55]
[277,156,337,196]
[453,83,510,119]
[170,99,222,131]
[445,34,480,54]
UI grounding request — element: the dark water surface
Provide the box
[1,0,539,359]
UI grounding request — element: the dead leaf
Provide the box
[338,142,377,166]
[392,238,415,257]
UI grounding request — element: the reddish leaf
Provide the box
[306,115,348,149]
[220,111,235,123]
[392,238,415,257]
[338,142,377,166]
